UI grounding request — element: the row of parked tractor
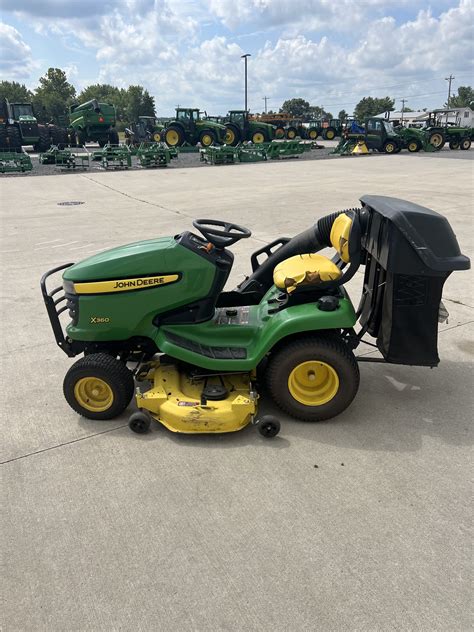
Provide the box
[129,108,473,154]
[1,96,472,157]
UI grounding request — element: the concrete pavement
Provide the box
[1,153,473,631]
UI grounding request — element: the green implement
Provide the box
[200,145,238,165]
[91,144,132,169]
[137,142,176,168]
[39,146,90,169]
[0,150,33,173]
[264,140,306,159]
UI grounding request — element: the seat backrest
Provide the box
[329,213,352,263]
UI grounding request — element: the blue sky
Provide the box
[1,0,473,116]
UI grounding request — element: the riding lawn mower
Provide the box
[41,196,469,438]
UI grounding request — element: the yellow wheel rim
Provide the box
[225,129,235,144]
[386,143,395,153]
[326,130,335,139]
[166,129,179,146]
[430,133,443,147]
[288,361,339,406]
[408,142,417,152]
[309,130,317,139]
[253,132,264,143]
[74,377,114,413]
[153,132,161,142]
[287,130,296,139]
[201,134,212,146]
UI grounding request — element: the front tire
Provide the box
[323,127,336,140]
[286,127,297,140]
[63,353,135,420]
[266,336,360,422]
[407,139,421,152]
[199,129,216,147]
[252,129,267,144]
[460,138,471,150]
[383,140,397,154]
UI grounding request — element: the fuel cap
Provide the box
[317,296,340,311]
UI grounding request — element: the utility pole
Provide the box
[262,96,269,113]
[445,74,454,106]
[401,98,407,125]
[241,54,251,112]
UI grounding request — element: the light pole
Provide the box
[445,74,454,106]
[241,54,251,111]
[262,96,269,113]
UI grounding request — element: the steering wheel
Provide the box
[192,219,252,248]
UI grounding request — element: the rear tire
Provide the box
[275,126,285,139]
[50,126,69,149]
[63,353,135,420]
[165,125,184,147]
[428,132,445,150]
[0,127,7,149]
[6,126,22,152]
[266,336,360,422]
[108,129,119,145]
[224,124,240,146]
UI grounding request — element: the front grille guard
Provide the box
[40,263,78,357]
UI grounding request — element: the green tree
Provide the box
[354,96,395,121]
[280,98,310,117]
[34,68,76,122]
[447,86,474,108]
[338,109,348,122]
[78,84,128,120]
[308,105,332,120]
[124,85,156,121]
[0,81,33,104]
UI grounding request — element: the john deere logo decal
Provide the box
[74,274,179,294]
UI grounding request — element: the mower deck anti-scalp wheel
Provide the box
[63,353,134,420]
[266,336,360,422]
[129,411,152,434]
[258,415,280,438]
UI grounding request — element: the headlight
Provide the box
[63,279,76,295]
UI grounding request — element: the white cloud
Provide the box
[1,1,472,114]
[0,22,38,80]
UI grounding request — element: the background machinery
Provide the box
[224,110,276,145]
[69,99,119,147]
[163,108,229,147]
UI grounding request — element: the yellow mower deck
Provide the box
[136,363,257,434]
